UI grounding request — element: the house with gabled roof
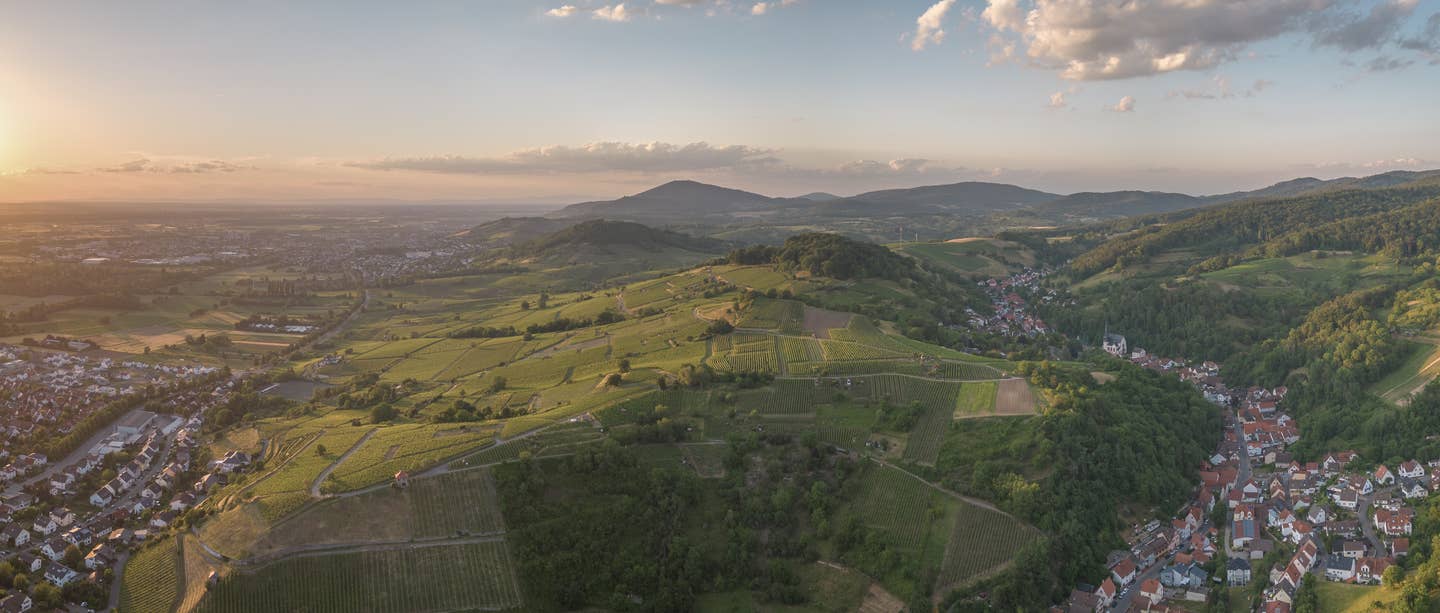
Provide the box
[1111,557,1137,586]
[2,523,29,547]
[1375,465,1395,485]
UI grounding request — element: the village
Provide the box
[0,383,247,611]
[1058,334,1423,612]
[964,267,1064,339]
[0,344,220,458]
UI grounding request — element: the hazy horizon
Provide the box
[2,0,1438,203]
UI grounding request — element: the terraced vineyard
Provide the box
[196,541,523,613]
[255,428,374,495]
[323,424,493,493]
[119,537,180,613]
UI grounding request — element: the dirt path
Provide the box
[868,457,1019,520]
[309,429,377,497]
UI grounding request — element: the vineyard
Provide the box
[737,379,826,415]
[410,468,507,537]
[119,537,180,613]
[902,405,952,466]
[739,298,804,333]
[936,501,1037,589]
[867,375,961,411]
[196,541,523,613]
[707,332,779,373]
[248,428,373,498]
[849,464,943,557]
[322,424,493,493]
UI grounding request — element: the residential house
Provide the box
[2,523,29,547]
[1111,557,1138,586]
[1375,465,1395,485]
[1227,558,1252,586]
[1326,556,1357,582]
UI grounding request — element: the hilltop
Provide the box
[547,169,1440,244]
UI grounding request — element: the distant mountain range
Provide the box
[552,170,1440,227]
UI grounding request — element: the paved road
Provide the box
[1357,486,1394,555]
[308,429,377,498]
[4,408,160,497]
[106,551,131,610]
[1234,419,1252,484]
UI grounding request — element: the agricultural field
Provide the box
[739,298,805,333]
[954,381,998,417]
[1,265,356,366]
[119,537,181,613]
[196,541,523,613]
[897,239,1033,278]
[1370,336,1440,404]
[935,497,1038,590]
[321,423,494,493]
[410,468,508,537]
[1198,251,1410,295]
[847,463,954,591]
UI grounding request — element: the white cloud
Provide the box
[545,5,579,18]
[1110,95,1135,112]
[345,142,780,175]
[593,4,635,22]
[1048,91,1067,108]
[837,158,939,177]
[752,3,769,16]
[912,0,957,51]
[974,0,1430,81]
[1168,76,1277,99]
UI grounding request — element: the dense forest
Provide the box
[1067,186,1440,278]
[1038,279,1305,362]
[937,361,1221,609]
[496,435,901,612]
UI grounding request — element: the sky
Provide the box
[0,0,1438,204]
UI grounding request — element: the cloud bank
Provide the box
[957,0,1432,80]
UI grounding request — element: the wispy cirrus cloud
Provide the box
[96,158,253,174]
[345,142,781,175]
[1167,76,1276,99]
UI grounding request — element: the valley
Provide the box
[4,168,1440,613]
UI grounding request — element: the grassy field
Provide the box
[1315,580,1402,612]
[119,537,181,613]
[1370,337,1440,404]
[196,541,523,613]
[1200,251,1410,295]
[897,239,1035,278]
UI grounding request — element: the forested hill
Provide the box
[1067,185,1440,278]
[936,361,1222,609]
[722,233,917,281]
[515,219,728,256]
